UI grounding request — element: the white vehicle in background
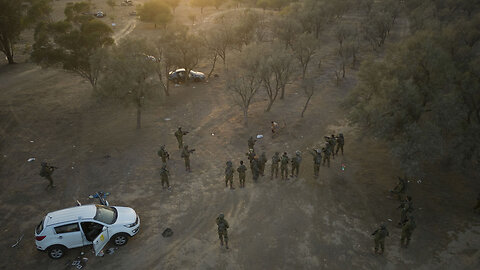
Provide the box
[34,204,140,259]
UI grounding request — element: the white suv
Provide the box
[35,204,140,259]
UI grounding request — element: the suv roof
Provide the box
[45,205,96,227]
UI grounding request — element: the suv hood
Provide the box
[113,206,137,225]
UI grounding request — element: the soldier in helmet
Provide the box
[328,135,336,159]
[258,152,267,177]
[160,164,170,189]
[237,161,247,188]
[291,151,302,178]
[390,177,407,201]
[39,162,56,189]
[174,127,189,149]
[251,156,260,182]
[216,213,230,249]
[310,149,322,178]
[401,216,416,248]
[248,136,257,150]
[181,145,195,172]
[398,196,414,226]
[371,224,389,255]
[157,145,170,163]
[225,161,235,189]
[271,152,280,180]
[280,152,289,180]
[322,146,331,168]
[246,149,256,170]
[336,133,345,155]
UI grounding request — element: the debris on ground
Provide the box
[27,157,35,162]
[162,228,173,237]
[71,256,88,269]
[256,134,263,139]
[105,247,117,255]
[164,118,171,121]
[11,234,24,248]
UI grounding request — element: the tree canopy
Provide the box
[137,0,173,28]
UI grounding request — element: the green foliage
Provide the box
[0,0,52,64]
[98,39,157,129]
[137,0,173,28]
[31,10,114,89]
[164,0,180,13]
[190,0,213,13]
[346,23,480,175]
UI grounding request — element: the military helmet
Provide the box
[380,224,386,229]
[219,213,224,219]
[295,150,301,155]
[275,151,279,155]
[160,145,165,149]
[283,152,287,155]
[162,164,167,169]
[339,133,343,137]
[41,162,47,166]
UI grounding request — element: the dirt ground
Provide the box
[1,1,479,270]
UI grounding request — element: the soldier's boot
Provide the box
[220,238,223,247]
[225,180,228,188]
[225,240,229,249]
[230,181,234,190]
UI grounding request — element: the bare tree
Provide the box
[291,33,317,79]
[227,45,263,125]
[301,78,318,117]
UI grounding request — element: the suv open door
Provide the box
[93,226,110,256]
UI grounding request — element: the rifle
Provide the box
[189,149,196,153]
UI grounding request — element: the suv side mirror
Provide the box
[102,226,107,231]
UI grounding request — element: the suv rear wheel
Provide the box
[47,245,67,259]
[112,233,129,246]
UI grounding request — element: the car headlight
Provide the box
[124,216,138,228]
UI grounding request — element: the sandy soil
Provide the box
[0,1,479,270]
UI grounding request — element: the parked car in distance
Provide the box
[168,68,206,83]
[121,0,134,6]
[95,11,106,18]
[35,204,140,259]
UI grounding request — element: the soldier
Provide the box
[271,152,280,180]
[181,145,195,172]
[401,216,416,248]
[474,192,480,213]
[291,151,302,178]
[248,136,257,150]
[174,127,189,149]
[160,164,170,189]
[390,177,407,201]
[251,156,260,182]
[216,213,230,249]
[371,224,389,255]
[280,152,289,180]
[258,152,267,176]
[237,161,247,188]
[225,161,235,189]
[310,149,322,178]
[246,149,256,170]
[398,196,414,226]
[322,146,331,168]
[157,145,170,163]
[329,135,337,159]
[336,133,345,155]
[39,162,56,189]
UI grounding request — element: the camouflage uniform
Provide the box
[157,145,170,163]
[248,136,256,150]
[216,214,229,249]
[251,158,260,182]
[291,151,302,177]
[372,225,389,254]
[280,152,289,179]
[328,135,336,159]
[181,145,194,172]
[225,161,234,189]
[246,150,256,170]
[322,147,331,167]
[271,152,280,179]
[398,196,414,226]
[401,217,416,247]
[160,165,170,189]
[310,149,322,178]
[174,127,188,149]
[237,161,247,188]
[258,152,267,176]
[336,133,345,155]
[39,162,56,189]
[390,177,407,201]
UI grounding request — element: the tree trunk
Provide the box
[2,40,15,64]
[301,95,312,118]
[280,85,286,100]
[265,98,275,112]
[342,62,346,78]
[208,54,218,79]
[243,109,248,126]
[136,105,141,129]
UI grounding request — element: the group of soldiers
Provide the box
[157,127,196,190]
[370,177,417,255]
[223,134,345,189]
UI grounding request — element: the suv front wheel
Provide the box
[112,233,129,246]
[47,245,67,259]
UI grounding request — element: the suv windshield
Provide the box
[36,219,44,234]
[94,205,118,224]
